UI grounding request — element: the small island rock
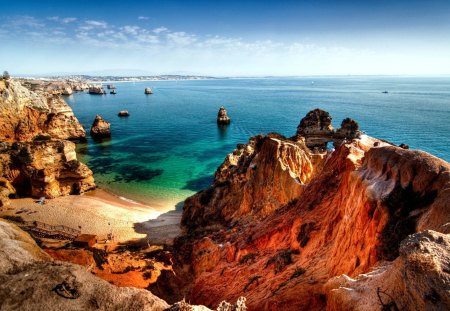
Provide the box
[118,110,129,117]
[145,87,153,94]
[90,115,111,138]
[89,85,106,95]
[217,106,231,125]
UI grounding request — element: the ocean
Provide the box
[66,77,450,210]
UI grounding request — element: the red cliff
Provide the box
[161,110,450,311]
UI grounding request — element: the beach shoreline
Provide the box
[0,187,182,244]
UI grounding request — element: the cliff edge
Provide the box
[159,109,450,311]
[0,79,95,206]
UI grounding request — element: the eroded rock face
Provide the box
[0,219,50,274]
[295,109,362,150]
[88,85,105,95]
[0,140,95,198]
[217,106,231,125]
[90,115,111,139]
[182,133,319,229]
[165,110,450,310]
[325,230,450,311]
[296,108,334,149]
[0,79,86,142]
[334,117,360,143]
[0,219,169,311]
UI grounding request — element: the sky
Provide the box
[1,0,450,76]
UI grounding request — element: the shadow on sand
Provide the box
[128,201,185,246]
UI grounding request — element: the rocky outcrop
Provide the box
[0,140,95,198]
[88,85,105,95]
[145,87,153,94]
[61,87,73,95]
[334,117,360,142]
[325,230,450,311]
[217,106,231,125]
[296,108,361,150]
[296,108,334,149]
[0,79,94,202]
[182,133,318,229]
[0,219,169,311]
[0,79,86,142]
[160,110,450,310]
[90,115,111,139]
[0,219,50,274]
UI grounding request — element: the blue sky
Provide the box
[2,0,450,76]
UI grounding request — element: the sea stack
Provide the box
[145,87,153,94]
[89,85,106,95]
[296,108,333,149]
[90,115,111,138]
[118,110,130,117]
[217,106,231,125]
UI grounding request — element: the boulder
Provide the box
[145,88,153,94]
[90,115,111,139]
[217,106,231,125]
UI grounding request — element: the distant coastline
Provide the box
[15,74,220,83]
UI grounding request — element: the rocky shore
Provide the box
[154,109,450,311]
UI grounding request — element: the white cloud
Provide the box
[10,15,44,28]
[153,26,168,34]
[6,15,450,76]
[85,20,108,28]
[167,32,197,46]
[138,16,149,20]
[62,17,77,24]
[122,25,140,35]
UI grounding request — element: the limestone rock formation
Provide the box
[0,140,95,198]
[296,108,333,149]
[0,219,169,311]
[88,85,105,95]
[0,219,50,274]
[145,87,153,94]
[296,109,362,150]
[217,106,231,125]
[0,79,86,142]
[0,79,94,202]
[0,177,15,207]
[182,133,318,229]
[334,117,360,142]
[159,110,450,310]
[90,115,111,139]
[325,230,450,311]
[61,87,73,95]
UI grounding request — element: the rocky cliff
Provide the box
[0,79,86,142]
[182,133,317,228]
[0,140,95,200]
[0,79,94,206]
[160,109,450,311]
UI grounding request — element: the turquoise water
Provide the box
[66,77,450,209]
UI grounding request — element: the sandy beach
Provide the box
[0,189,182,244]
